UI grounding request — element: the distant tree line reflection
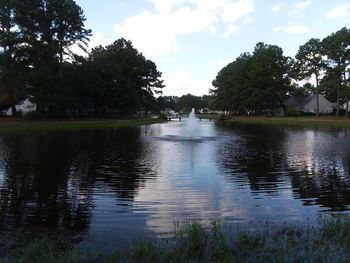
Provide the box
[0,128,156,233]
[218,124,350,211]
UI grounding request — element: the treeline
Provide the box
[0,0,163,117]
[156,94,211,113]
[211,27,350,116]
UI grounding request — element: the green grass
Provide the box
[216,115,350,128]
[0,118,165,135]
[4,217,350,263]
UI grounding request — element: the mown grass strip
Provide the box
[0,118,165,135]
[199,114,350,128]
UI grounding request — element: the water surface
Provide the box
[0,118,350,245]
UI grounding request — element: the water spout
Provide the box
[187,108,196,138]
[189,108,195,119]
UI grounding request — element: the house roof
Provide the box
[303,94,332,106]
[285,94,333,109]
[303,94,317,105]
[284,95,307,108]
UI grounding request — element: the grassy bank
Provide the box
[4,217,350,263]
[200,114,350,128]
[0,117,165,134]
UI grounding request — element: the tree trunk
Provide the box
[336,77,340,117]
[11,104,17,116]
[346,100,349,118]
[59,51,64,78]
[315,74,319,118]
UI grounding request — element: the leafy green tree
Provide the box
[248,42,292,113]
[14,0,91,114]
[212,43,292,115]
[0,0,24,115]
[319,68,340,103]
[323,27,350,117]
[157,96,179,112]
[293,38,325,117]
[211,53,251,113]
[138,59,164,116]
[75,39,163,116]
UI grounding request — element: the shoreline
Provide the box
[0,117,165,134]
[199,114,350,128]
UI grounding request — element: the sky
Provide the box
[74,0,350,96]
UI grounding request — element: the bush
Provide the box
[287,109,301,116]
[159,113,168,120]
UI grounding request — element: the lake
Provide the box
[1,117,350,247]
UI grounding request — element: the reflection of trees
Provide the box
[218,124,350,211]
[0,127,155,232]
[219,124,287,194]
[0,132,93,232]
[76,128,156,200]
[288,154,350,211]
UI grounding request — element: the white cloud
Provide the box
[221,0,255,23]
[149,0,185,13]
[271,3,282,12]
[69,32,105,57]
[69,44,86,57]
[114,8,216,57]
[149,0,236,14]
[209,25,217,35]
[326,4,350,19]
[162,71,212,96]
[285,25,311,34]
[242,17,252,24]
[114,0,255,57]
[89,32,105,48]
[223,24,240,37]
[294,1,312,10]
[289,1,312,16]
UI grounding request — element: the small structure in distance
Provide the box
[162,108,180,120]
[285,94,333,115]
[2,99,36,116]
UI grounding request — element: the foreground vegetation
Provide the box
[0,117,164,134]
[3,217,350,263]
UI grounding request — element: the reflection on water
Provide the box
[0,120,350,243]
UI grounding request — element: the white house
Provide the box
[301,94,333,114]
[5,99,36,116]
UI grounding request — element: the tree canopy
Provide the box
[0,0,164,117]
[322,27,350,116]
[67,39,164,116]
[1,2,349,118]
[212,27,350,116]
[211,43,292,114]
[293,38,325,117]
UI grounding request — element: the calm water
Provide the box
[1,118,350,245]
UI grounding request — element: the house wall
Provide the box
[6,99,36,116]
[302,95,333,114]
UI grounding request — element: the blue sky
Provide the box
[74,0,350,96]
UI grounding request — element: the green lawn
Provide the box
[200,115,350,128]
[0,117,165,134]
